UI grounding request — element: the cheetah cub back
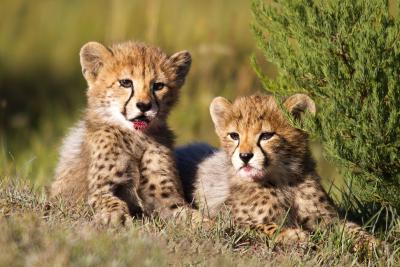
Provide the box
[51,41,194,225]
[177,94,378,248]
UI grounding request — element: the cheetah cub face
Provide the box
[81,41,191,130]
[210,94,316,183]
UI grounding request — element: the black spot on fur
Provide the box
[110,202,120,209]
[266,224,276,232]
[169,204,179,210]
[301,216,310,225]
[123,137,131,146]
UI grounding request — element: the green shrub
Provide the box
[252,0,400,217]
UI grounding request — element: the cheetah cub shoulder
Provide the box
[177,94,378,248]
[51,41,192,225]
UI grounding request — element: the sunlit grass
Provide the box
[0,178,398,266]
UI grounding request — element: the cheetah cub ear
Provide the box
[80,41,113,83]
[210,97,232,133]
[283,93,316,120]
[167,51,192,83]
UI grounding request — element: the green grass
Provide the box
[1,178,399,267]
[1,0,399,265]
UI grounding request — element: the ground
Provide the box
[0,178,398,267]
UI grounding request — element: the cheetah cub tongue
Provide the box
[132,120,149,130]
[131,116,150,130]
[240,165,265,181]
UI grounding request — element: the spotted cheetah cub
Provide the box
[50,41,194,226]
[176,94,377,247]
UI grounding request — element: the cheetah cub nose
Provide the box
[239,153,253,164]
[136,102,152,112]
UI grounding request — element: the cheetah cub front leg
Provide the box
[87,130,145,226]
[252,223,308,244]
[139,142,186,218]
[294,177,380,251]
[139,142,207,224]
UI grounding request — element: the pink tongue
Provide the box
[132,121,149,130]
[243,166,253,172]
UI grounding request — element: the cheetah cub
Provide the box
[51,41,194,226]
[176,94,377,248]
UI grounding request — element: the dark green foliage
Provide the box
[252,0,400,215]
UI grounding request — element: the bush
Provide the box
[252,0,400,218]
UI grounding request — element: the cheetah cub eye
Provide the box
[259,132,274,141]
[119,79,133,88]
[228,132,240,141]
[152,82,165,92]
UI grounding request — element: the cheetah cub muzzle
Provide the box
[50,41,199,226]
[176,93,380,250]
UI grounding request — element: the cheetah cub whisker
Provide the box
[176,93,380,250]
[50,41,200,226]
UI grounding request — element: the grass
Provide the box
[1,178,399,267]
[1,0,399,265]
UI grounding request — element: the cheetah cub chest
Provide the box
[51,41,193,225]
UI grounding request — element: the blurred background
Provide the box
[0,0,337,192]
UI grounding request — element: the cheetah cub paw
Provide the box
[95,207,133,227]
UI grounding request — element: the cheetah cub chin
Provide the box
[176,93,379,249]
[50,41,196,226]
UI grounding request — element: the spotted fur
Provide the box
[50,41,196,225]
[177,93,378,248]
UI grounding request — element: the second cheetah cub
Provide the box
[177,94,378,248]
[50,41,195,226]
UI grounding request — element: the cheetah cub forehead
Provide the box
[210,94,316,183]
[80,41,191,131]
